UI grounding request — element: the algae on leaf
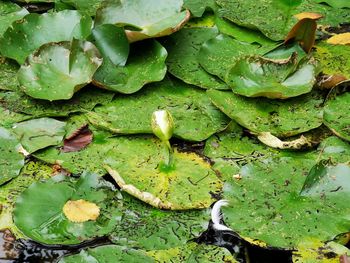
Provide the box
[88,78,229,141]
[14,172,123,245]
[0,58,20,92]
[0,10,92,64]
[0,127,25,185]
[162,27,229,90]
[104,136,222,210]
[207,89,324,137]
[18,40,102,101]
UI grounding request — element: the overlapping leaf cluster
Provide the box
[0,0,349,262]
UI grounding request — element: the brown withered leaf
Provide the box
[284,12,323,53]
[61,125,93,153]
[327,32,350,45]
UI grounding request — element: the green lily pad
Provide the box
[225,55,316,99]
[222,157,350,248]
[314,41,350,80]
[0,105,31,128]
[317,136,350,163]
[91,24,129,67]
[0,2,28,37]
[323,83,350,141]
[198,34,274,81]
[104,136,222,210]
[14,172,123,245]
[162,27,229,90]
[12,118,65,153]
[93,40,167,94]
[95,0,188,42]
[0,161,52,238]
[111,193,210,250]
[0,10,92,64]
[314,0,350,8]
[0,88,114,117]
[0,58,20,91]
[18,40,102,101]
[183,0,216,17]
[59,0,104,16]
[59,245,154,263]
[207,89,324,137]
[88,78,229,141]
[0,127,25,185]
[216,0,350,41]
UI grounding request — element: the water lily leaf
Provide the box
[207,89,324,137]
[12,117,65,153]
[183,0,216,17]
[198,34,268,80]
[0,127,25,185]
[88,78,229,141]
[95,0,189,42]
[314,0,350,9]
[14,172,123,245]
[0,10,92,64]
[162,27,229,90]
[301,160,350,197]
[59,245,154,263]
[317,136,350,163]
[18,40,102,101]
[222,157,350,248]
[59,0,104,16]
[0,105,31,128]
[146,242,237,262]
[0,58,20,91]
[0,88,114,117]
[0,2,28,37]
[111,193,210,250]
[314,42,350,86]
[216,0,350,41]
[104,136,222,210]
[327,33,350,45]
[323,82,350,141]
[225,55,316,99]
[91,24,129,67]
[62,125,93,153]
[93,40,167,94]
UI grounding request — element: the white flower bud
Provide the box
[151,110,174,142]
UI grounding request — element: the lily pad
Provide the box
[59,0,104,16]
[111,193,210,250]
[314,0,350,8]
[0,161,52,238]
[162,27,229,90]
[0,58,20,91]
[0,10,92,64]
[183,0,216,17]
[14,172,123,245]
[0,88,114,117]
[93,40,167,94]
[104,136,222,210]
[198,34,270,80]
[225,55,316,99]
[0,105,31,128]
[0,2,28,37]
[323,83,350,141]
[314,42,350,81]
[317,136,350,163]
[12,118,66,153]
[0,127,25,185]
[95,0,189,42]
[207,89,324,137]
[18,40,102,101]
[222,157,350,248]
[216,0,350,41]
[88,78,229,141]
